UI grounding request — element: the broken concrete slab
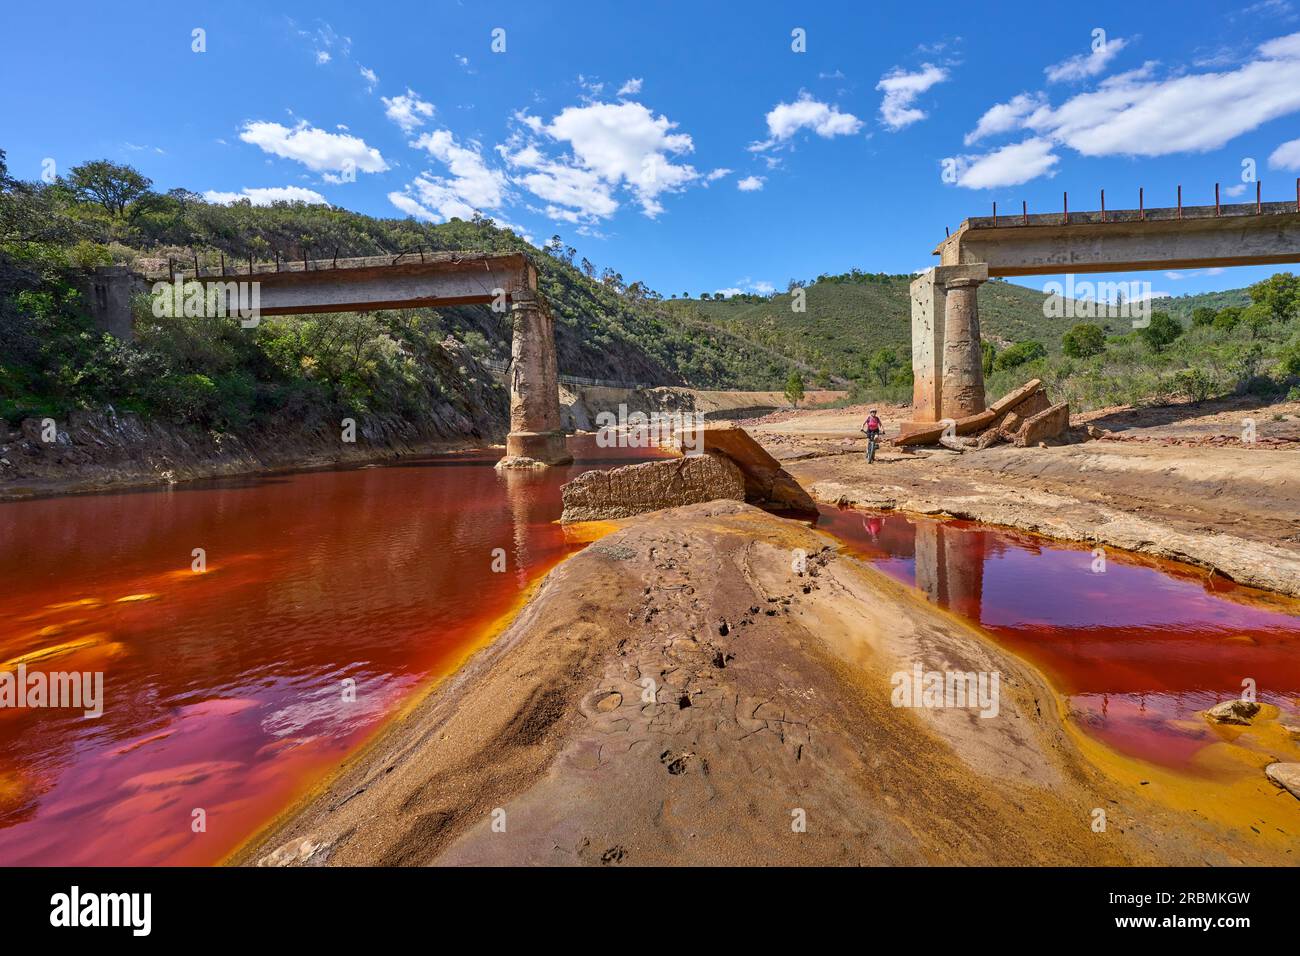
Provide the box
[1014,402,1070,447]
[560,452,744,522]
[897,379,1048,447]
[676,423,816,512]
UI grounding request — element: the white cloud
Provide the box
[382,89,435,133]
[753,281,775,295]
[238,121,388,174]
[577,74,605,98]
[954,137,1060,189]
[1045,36,1130,83]
[402,129,510,220]
[1224,183,1248,196]
[965,93,1046,145]
[955,31,1300,189]
[203,186,329,206]
[1164,268,1225,280]
[1025,35,1300,157]
[714,287,745,297]
[737,175,765,191]
[617,78,643,96]
[505,101,701,220]
[876,64,949,130]
[1269,135,1300,169]
[359,65,378,92]
[756,92,863,147]
[705,167,732,182]
[315,50,331,65]
[388,192,433,220]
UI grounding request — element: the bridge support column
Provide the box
[498,291,572,468]
[903,263,988,432]
[940,276,987,420]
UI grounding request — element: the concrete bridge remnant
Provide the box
[92,250,572,466]
[906,199,1300,435]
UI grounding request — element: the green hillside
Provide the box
[669,274,1067,387]
[1154,287,1252,321]
[3,153,1297,431]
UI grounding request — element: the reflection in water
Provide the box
[816,507,1300,772]
[0,437,656,866]
[4,444,1297,866]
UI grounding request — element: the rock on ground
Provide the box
[560,453,744,522]
[1206,699,1261,725]
[1266,762,1300,799]
[679,422,817,512]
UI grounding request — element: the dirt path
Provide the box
[230,502,1297,867]
[752,397,1300,597]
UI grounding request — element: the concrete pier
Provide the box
[906,263,987,427]
[501,291,571,466]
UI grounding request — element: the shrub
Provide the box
[994,340,1047,370]
[1212,307,1242,332]
[1172,367,1215,403]
[1062,323,1106,358]
[1138,312,1184,352]
[154,372,218,423]
[981,340,996,375]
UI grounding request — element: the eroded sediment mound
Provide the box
[233,501,1296,867]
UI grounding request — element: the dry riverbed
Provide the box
[232,501,1297,867]
[750,395,1300,598]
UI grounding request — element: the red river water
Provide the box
[1,436,1296,864]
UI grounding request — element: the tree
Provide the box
[784,371,805,407]
[1191,306,1217,327]
[1242,302,1273,338]
[868,346,899,386]
[1212,306,1242,332]
[994,340,1047,370]
[1137,311,1183,352]
[1062,323,1106,358]
[1248,272,1299,324]
[65,160,152,216]
[981,340,996,376]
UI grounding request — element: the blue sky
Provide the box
[3,0,1300,301]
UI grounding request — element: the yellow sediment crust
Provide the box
[1063,702,1299,853]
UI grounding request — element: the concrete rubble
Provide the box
[896,378,1075,450]
[560,423,816,523]
[560,453,745,522]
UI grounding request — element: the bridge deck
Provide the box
[937,201,1300,277]
[146,251,538,316]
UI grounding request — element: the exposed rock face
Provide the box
[1265,762,1300,799]
[0,336,508,499]
[1206,699,1260,725]
[560,453,744,522]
